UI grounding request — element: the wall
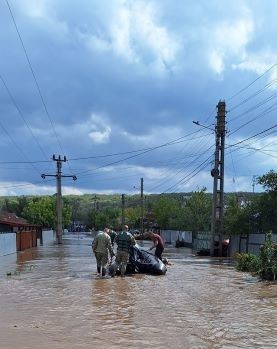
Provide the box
[41,230,56,244]
[230,233,277,256]
[161,230,192,246]
[0,232,16,256]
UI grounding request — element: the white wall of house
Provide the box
[0,232,16,256]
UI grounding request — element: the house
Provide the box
[0,213,41,252]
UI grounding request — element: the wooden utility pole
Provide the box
[41,155,77,244]
[140,177,144,235]
[210,101,226,257]
[121,194,125,228]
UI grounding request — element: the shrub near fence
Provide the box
[235,232,277,281]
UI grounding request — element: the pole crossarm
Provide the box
[41,174,77,180]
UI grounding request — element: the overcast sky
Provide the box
[0,0,276,196]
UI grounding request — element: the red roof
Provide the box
[0,213,40,227]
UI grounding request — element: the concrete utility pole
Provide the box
[140,177,144,235]
[92,195,99,211]
[210,101,226,257]
[252,175,257,193]
[41,155,77,244]
[121,194,125,228]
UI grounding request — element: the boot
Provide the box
[102,268,106,277]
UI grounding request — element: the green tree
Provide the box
[182,188,212,232]
[87,207,120,230]
[23,196,71,228]
[125,207,141,228]
[153,196,181,229]
[256,170,277,232]
[257,170,277,192]
[224,195,253,235]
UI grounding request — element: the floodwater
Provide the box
[0,234,276,349]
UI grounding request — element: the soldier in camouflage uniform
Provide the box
[93,228,114,277]
[113,225,136,277]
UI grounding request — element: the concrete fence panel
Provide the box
[0,232,16,256]
[42,230,56,244]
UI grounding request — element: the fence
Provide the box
[192,231,211,252]
[160,230,192,247]
[230,233,277,256]
[0,230,56,257]
[0,232,17,256]
[41,230,56,244]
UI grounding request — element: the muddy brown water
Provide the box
[0,235,276,349]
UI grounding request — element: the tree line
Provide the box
[0,170,276,235]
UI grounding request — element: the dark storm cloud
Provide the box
[0,0,276,195]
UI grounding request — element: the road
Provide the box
[0,234,276,349]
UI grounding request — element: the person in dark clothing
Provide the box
[113,225,136,277]
[144,231,164,260]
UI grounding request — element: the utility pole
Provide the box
[252,175,257,193]
[140,177,144,235]
[41,155,77,244]
[92,195,99,211]
[121,194,125,228]
[210,101,226,257]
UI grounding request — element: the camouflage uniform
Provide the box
[93,231,114,277]
[114,230,136,276]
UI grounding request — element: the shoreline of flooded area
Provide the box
[0,235,276,349]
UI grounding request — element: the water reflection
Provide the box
[0,236,276,349]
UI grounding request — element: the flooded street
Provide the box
[0,235,276,349]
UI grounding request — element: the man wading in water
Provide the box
[93,228,114,278]
[143,231,164,261]
[112,225,136,277]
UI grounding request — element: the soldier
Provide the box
[113,225,136,277]
[93,228,114,278]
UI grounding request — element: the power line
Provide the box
[228,79,277,113]
[161,154,214,193]
[227,124,277,149]
[0,73,49,160]
[68,129,211,162]
[227,63,277,101]
[229,103,277,136]
[73,131,213,177]
[0,121,46,176]
[147,143,214,192]
[5,0,64,155]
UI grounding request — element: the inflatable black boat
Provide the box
[110,244,167,276]
[129,244,167,275]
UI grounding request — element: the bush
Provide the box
[259,232,277,281]
[235,253,260,273]
[234,232,277,281]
